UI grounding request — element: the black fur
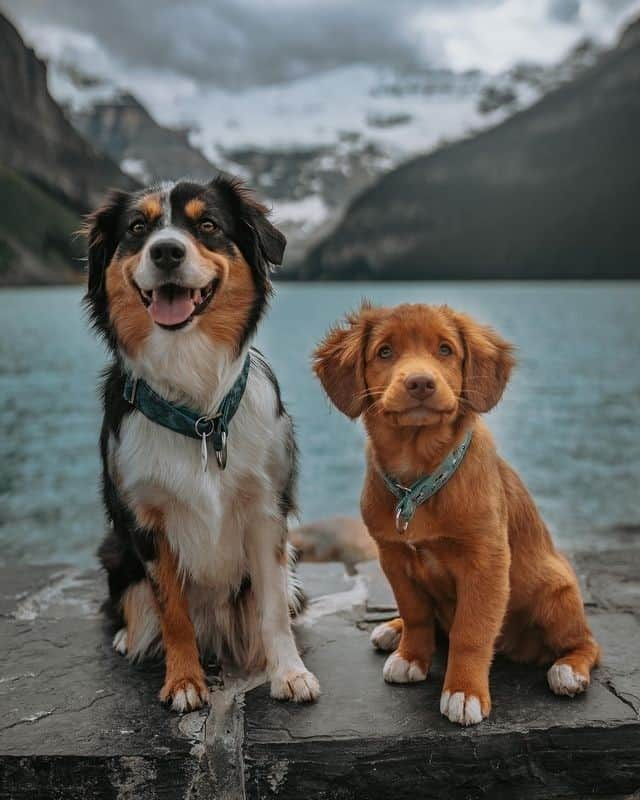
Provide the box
[249,348,298,517]
[83,176,286,354]
[96,362,154,622]
[86,177,290,620]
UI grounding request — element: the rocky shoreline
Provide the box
[0,549,638,799]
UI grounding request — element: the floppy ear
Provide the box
[83,189,130,306]
[213,176,286,274]
[452,311,516,413]
[313,306,373,419]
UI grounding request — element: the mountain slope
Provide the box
[0,12,137,284]
[0,166,82,285]
[71,92,215,183]
[301,19,640,280]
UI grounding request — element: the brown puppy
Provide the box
[313,302,600,726]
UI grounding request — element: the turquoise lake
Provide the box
[1,282,638,566]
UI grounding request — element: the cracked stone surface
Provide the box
[1,551,639,799]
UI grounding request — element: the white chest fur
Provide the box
[113,369,284,588]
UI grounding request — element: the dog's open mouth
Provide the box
[136,280,219,330]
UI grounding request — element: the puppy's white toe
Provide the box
[370,622,401,652]
[270,668,320,703]
[440,690,485,726]
[112,628,128,655]
[383,652,428,684]
[547,663,588,697]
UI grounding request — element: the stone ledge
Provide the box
[0,552,638,799]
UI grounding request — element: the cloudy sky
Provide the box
[3,0,640,90]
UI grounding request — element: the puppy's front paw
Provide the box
[270,668,320,703]
[371,621,401,652]
[160,673,209,713]
[383,652,428,683]
[547,662,589,697]
[440,690,489,726]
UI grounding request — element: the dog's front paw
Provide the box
[270,668,320,703]
[160,673,209,713]
[383,651,428,683]
[547,662,589,697]
[440,689,489,726]
[371,621,401,652]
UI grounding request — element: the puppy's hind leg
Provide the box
[248,515,320,703]
[539,580,600,697]
[371,617,403,652]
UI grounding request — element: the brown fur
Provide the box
[139,194,163,222]
[105,253,154,358]
[185,198,206,220]
[195,249,257,352]
[152,535,208,706]
[314,303,600,717]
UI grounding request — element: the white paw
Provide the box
[440,690,485,726]
[113,628,128,655]
[383,652,428,684]
[164,682,209,713]
[371,622,401,652]
[270,668,320,703]
[547,663,588,697]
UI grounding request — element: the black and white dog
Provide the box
[85,177,319,712]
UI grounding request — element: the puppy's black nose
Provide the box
[404,374,436,400]
[150,240,186,271]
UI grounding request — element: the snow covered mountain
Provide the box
[31,24,604,265]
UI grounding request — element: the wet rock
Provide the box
[1,550,639,799]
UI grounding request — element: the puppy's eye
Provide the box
[438,343,453,357]
[378,345,393,359]
[198,219,217,234]
[129,220,146,236]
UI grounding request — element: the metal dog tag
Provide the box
[195,417,215,473]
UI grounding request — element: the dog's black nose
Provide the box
[150,240,186,271]
[404,374,436,400]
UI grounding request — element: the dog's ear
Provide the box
[213,176,286,274]
[450,310,516,413]
[83,189,130,303]
[313,304,374,419]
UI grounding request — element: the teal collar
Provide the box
[123,352,251,472]
[379,430,473,533]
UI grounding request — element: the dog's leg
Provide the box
[249,516,320,703]
[377,544,434,683]
[538,579,600,697]
[151,535,209,712]
[371,617,403,652]
[440,543,509,726]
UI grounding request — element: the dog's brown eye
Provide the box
[130,220,146,236]
[438,343,453,357]
[199,219,217,234]
[378,345,393,359]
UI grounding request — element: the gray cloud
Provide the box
[0,0,491,88]
[548,0,581,23]
[3,0,639,89]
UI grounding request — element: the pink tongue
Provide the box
[148,287,195,326]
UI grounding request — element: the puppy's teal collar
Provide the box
[380,430,473,533]
[123,352,251,472]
